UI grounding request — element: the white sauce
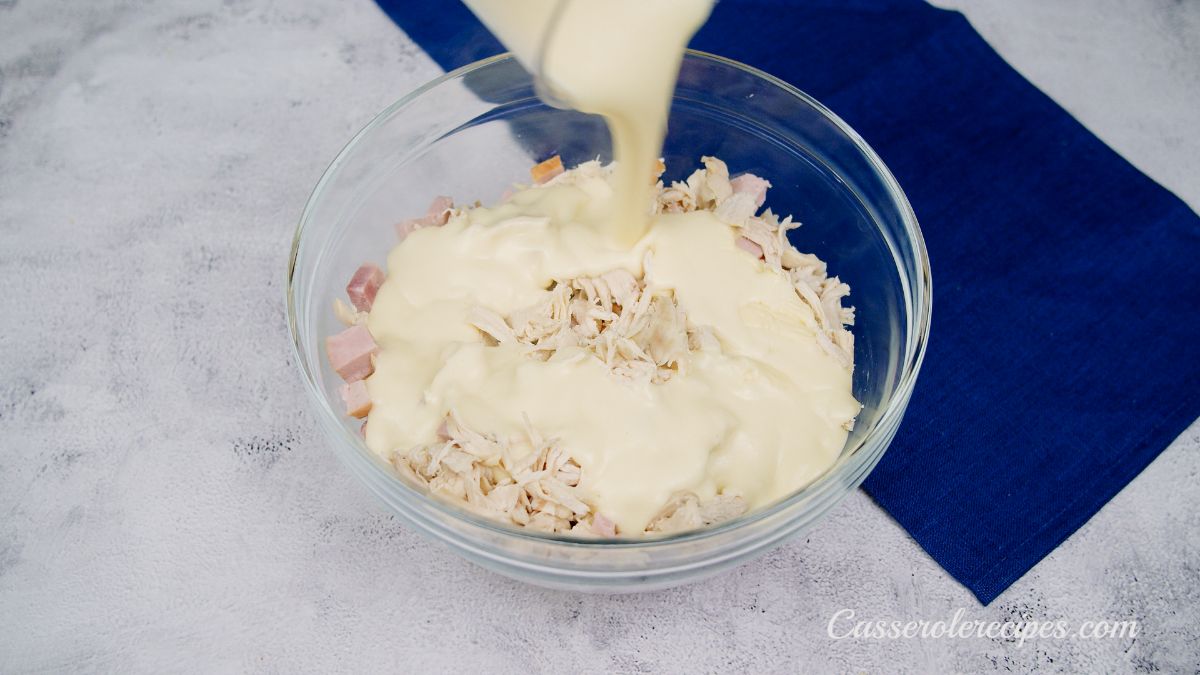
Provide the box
[358,0,858,533]
[364,175,860,532]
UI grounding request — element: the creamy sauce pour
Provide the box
[361,0,858,532]
[463,0,713,244]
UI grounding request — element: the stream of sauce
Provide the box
[462,0,713,243]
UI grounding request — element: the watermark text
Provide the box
[827,608,1139,648]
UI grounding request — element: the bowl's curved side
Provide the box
[287,51,931,590]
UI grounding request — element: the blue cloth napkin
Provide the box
[374,0,1200,604]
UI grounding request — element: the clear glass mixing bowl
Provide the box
[287,51,931,592]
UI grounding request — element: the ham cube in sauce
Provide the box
[345,263,384,312]
[730,173,771,208]
[395,195,454,240]
[339,380,372,418]
[592,513,618,537]
[326,324,378,382]
[735,236,765,260]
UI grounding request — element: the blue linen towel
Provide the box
[373,0,1200,604]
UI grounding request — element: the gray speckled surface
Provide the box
[1,0,1197,672]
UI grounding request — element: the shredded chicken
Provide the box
[392,412,618,536]
[392,412,747,536]
[333,298,368,327]
[491,155,856,370]
[471,263,704,384]
[645,491,749,534]
[654,155,856,367]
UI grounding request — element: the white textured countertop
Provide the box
[1,0,1197,672]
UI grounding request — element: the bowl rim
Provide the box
[287,49,932,550]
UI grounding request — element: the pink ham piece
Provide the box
[394,219,422,241]
[345,262,384,312]
[730,173,771,208]
[326,324,378,382]
[395,195,454,240]
[735,235,765,260]
[340,380,372,418]
[592,513,617,537]
[425,195,453,224]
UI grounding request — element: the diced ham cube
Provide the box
[326,324,378,382]
[735,235,765,260]
[530,155,564,184]
[395,195,454,240]
[394,219,423,240]
[592,513,617,537]
[425,195,453,225]
[340,380,372,418]
[345,263,384,312]
[730,173,771,208]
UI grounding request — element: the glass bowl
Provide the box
[287,51,931,592]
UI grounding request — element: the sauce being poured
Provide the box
[462,0,714,244]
